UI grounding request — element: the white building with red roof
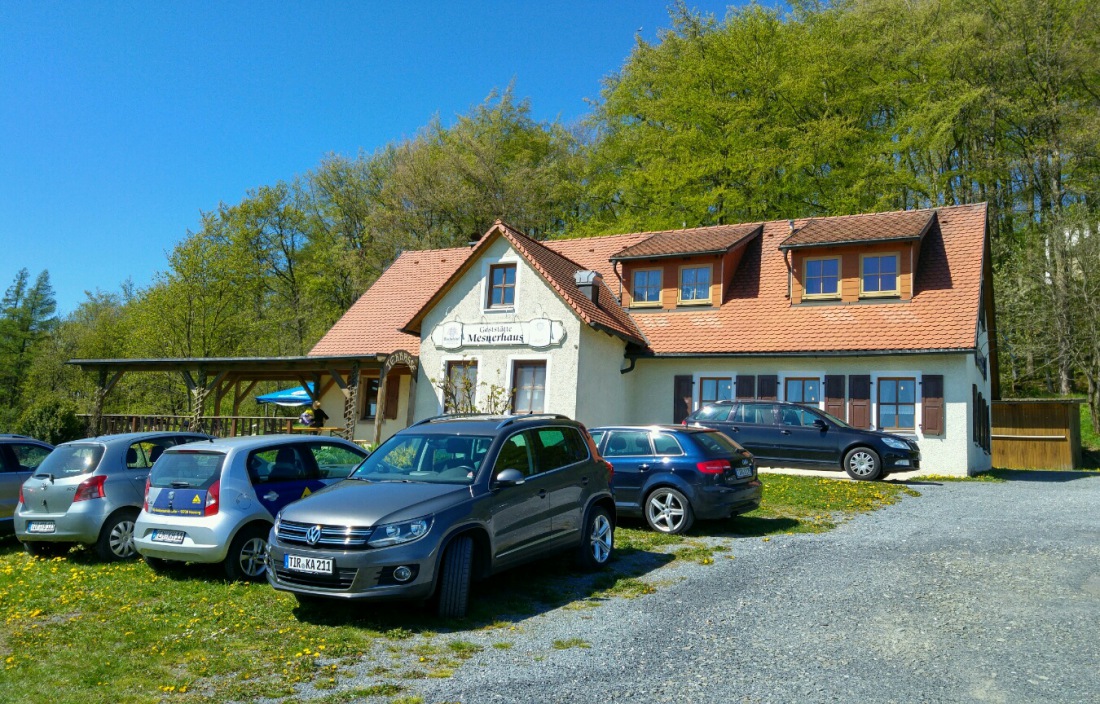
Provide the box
[311,203,996,476]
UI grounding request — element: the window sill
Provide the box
[858,292,901,299]
[629,301,663,309]
[482,307,516,314]
[676,299,713,307]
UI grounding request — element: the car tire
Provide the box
[224,525,269,582]
[576,506,614,569]
[644,487,694,534]
[95,510,139,561]
[844,447,883,481]
[436,535,473,619]
[22,541,70,558]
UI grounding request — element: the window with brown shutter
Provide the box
[972,384,979,446]
[824,375,845,419]
[383,372,402,420]
[757,375,778,400]
[921,375,944,436]
[849,375,871,429]
[735,375,756,400]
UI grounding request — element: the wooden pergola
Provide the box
[67,352,419,443]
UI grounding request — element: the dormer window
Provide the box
[631,269,662,307]
[804,257,840,299]
[678,265,712,305]
[488,263,516,308]
[861,254,899,297]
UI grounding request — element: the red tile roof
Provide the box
[495,223,646,346]
[309,247,472,356]
[611,223,762,260]
[780,208,936,250]
[312,204,988,358]
[631,204,986,354]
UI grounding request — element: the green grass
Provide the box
[1081,404,1100,451]
[0,474,915,703]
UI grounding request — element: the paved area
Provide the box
[393,471,1100,703]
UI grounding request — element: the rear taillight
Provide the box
[142,477,150,511]
[681,418,688,426]
[601,459,614,482]
[696,459,731,475]
[204,480,220,516]
[73,475,107,501]
[18,485,24,506]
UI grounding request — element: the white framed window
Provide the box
[860,253,900,297]
[678,264,712,305]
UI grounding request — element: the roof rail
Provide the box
[495,413,572,429]
[410,412,501,427]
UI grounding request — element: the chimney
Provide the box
[574,270,603,304]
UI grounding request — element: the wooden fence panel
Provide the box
[991,401,1082,470]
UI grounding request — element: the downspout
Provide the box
[620,356,637,375]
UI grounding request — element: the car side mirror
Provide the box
[813,418,828,430]
[493,468,526,487]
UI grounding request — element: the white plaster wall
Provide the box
[574,325,630,429]
[625,353,985,476]
[415,237,583,419]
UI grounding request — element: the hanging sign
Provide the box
[433,318,566,350]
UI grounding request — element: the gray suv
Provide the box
[16,432,210,559]
[266,414,616,618]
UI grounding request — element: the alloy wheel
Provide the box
[589,514,612,564]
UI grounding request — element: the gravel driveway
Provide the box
[355,472,1100,703]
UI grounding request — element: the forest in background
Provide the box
[3,0,1099,441]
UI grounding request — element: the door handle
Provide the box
[728,426,740,432]
[263,491,278,501]
[638,464,651,471]
[538,489,547,499]
[780,430,791,435]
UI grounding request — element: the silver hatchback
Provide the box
[133,435,367,581]
[16,432,211,559]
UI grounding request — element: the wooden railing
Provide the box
[78,414,313,438]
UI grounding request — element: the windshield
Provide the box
[815,408,851,429]
[34,444,104,478]
[150,451,225,490]
[350,433,493,485]
[693,431,745,457]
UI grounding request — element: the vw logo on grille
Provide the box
[305,525,323,545]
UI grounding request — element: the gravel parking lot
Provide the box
[388,472,1100,703]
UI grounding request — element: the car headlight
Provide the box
[882,437,911,450]
[273,509,283,531]
[367,517,433,548]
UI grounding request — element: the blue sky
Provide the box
[1,1,745,315]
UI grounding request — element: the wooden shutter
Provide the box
[921,375,944,436]
[972,384,979,445]
[824,375,846,419]
[383,372,402,420]
[735,375,756,400]
[849,375,871,429]
[673,375,694,424]
[757,375,778,400]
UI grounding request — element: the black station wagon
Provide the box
[685,400,921,480]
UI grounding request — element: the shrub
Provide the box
[16,398,86,444]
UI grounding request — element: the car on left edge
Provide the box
[16,431,211,559]
[133,435,368,581]
[1,434,53,536]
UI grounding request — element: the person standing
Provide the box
[309,401,329,429]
